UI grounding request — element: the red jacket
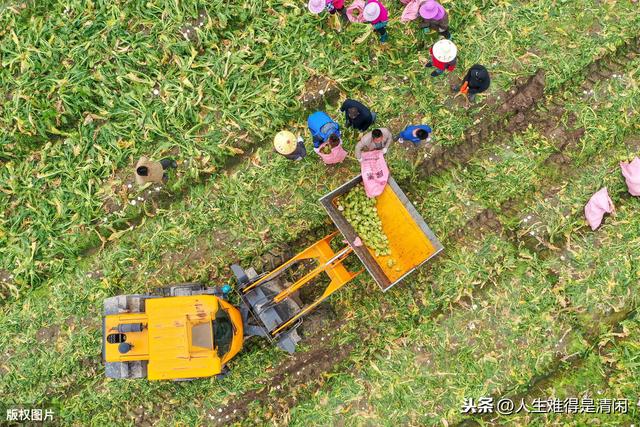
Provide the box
[430,47,457,71]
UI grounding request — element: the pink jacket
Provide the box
[367,0,389,24]
[400,0,427,22]
[347,0,366,22]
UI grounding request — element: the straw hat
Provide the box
[363,2,381,21]
[419,0,445,20]
[273,130,297,155]
[308,0,325,14]
[432,39,457,63]
[135,157,164,185]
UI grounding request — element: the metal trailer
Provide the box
[235,175,444,353]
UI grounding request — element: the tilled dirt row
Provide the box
[419,35,640,179]
[209,39,640,425]
[452,60,640,426]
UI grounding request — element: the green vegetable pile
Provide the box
[338,185,391,257]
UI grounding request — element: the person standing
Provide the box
[340,99,376,131]
[454,64,491,102]
[363,0,389,43]
[418,0,451,39]
[355,127,393,160]
[274,131,307,161]
[425,39,457,77]
[135,156,177,186]
[398,124,432,145]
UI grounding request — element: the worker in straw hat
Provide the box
[363,0,389,43]
[135,156,177,186]
[308,0,349,22]
[425,39,457,77]
[418,0,451,39]
[274,131,307,161]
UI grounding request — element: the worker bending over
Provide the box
[135,156,177,186]
[307,111,341,148]
[454,64,491,102]
[418,0,451,39]
[308,0,349,22]
[363,0,389,43]
[274,131,307,161]
[398,124,432,145]
[356,128,393,161]
[340,99,376,132]
[426,39,457,78]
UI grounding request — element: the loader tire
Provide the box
[104,294,153,315]
[161,283,205,297]
[105,361,148,379]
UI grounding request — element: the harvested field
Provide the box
[1,0,639,426]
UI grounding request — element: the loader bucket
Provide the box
[241,277,303,353]
[233,232,360,353]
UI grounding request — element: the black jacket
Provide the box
[464,64,491,95]
[340,99,374,131]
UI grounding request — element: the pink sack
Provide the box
[584,187,615,231]
[360,150,389,198]
[620,157,640,196]
[347,0,366,22]
[315,142,347,164]
[400,0,425,22]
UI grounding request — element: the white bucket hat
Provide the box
[432,39,457,63]
[363,2,381,21]
[308,0,325,14]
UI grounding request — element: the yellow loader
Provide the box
[102,177,443,380]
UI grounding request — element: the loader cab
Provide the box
[213,309,234,357]
[103,294,243,380]
[189,310,234,359]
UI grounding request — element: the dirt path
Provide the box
[418,35,639,179]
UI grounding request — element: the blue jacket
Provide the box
[307,111,340,148]
[399,125,432,143]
